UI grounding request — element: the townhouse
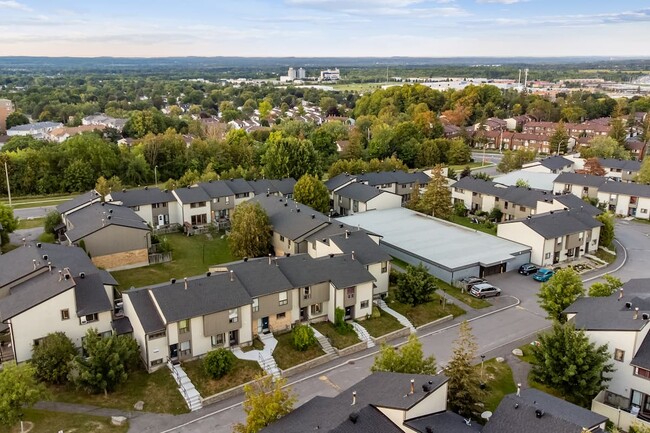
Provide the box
[553,172,609,199]
[521,155,574,174]
[332,182,402,216]
[564,278,650,431]
[57,189,102,218]
[325,170,431,204]
[106,187,179,228]
[597,181,650,219]
[60,202,151,270]
[599,158,642,183]
[196,180,236,222]
[497,208,602,266]
[0,242,123,363]
[172,186,211,227]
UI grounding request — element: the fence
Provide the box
[149,252,172,265]
[153,224,181,235]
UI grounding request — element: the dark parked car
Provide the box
[533,268,555,282]
[470,283,502,299]
[460,276,487,290]
[518,263,538,275]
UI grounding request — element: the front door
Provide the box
[261,317,269,333]
[300,307,308,321]
[345,306,353,320]
[229,330,239,346]
[169,344,178,360]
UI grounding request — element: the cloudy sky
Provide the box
[1,0,649,57]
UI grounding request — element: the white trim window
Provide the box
[279,291,288,306]
[229,309,238,323]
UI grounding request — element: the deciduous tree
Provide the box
[371,334,436,374]
[596,212,615,247]
[5,111,30,129]
[445,321,482,416]
[203,348,235,379]
[580,136,630,160]
[588,274,623,297]
[583,158,606,176]
[419,165,452,220]
[636,158,650,184]
[293,174,329,214]
[229,202,271,258]
[538,268,584,322]
[395,263,437,306]
[31,332,77,384]
[262,132,321,180]
[0,362,46,427]
[550,121,570,154]
[0,203,18,246]
[531,322,613,406]
[234,375,296,433]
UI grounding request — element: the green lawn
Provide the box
[385,288,464,327]
[449,215,497,235]
[111,232,236,289]
[390,256,411,270]
[448,162,487,171]
[17,217,45,229]
[0,193,76,209]
[0,409,129,433]
[272,331,325,370]
[242,336,265,352]
[594,248,616,264]
[436,279,491,309]
[516,343,568,401]
[482,359,517,413]
[312,321,360,349]
[48,368,188,415]
[183,357,263,397]
[358,308,404,337]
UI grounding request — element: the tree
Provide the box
[371,334,436,374]
[497,149,536,173]
[94,175,123,197]
[0,203,18,246]
[258,100,272,120]
[583,158,606,176]
[608,118,628,147]
[515,178,530,188]
[233,374,296,433]
[419,165,452,220]
[636,158,650,184]
[395,263,437,306]
[293,174,329,214]
[5,111,30,129]
[538,268,584,322]
[204,348,235,379]
[588,274,623,297]
[580,136,630,160]
[262,132,321,180]
[292,324,317,351]
[43,210,62,235]
[596,212,615,247]
[0,362,46,427]
[549,121,570,155]
[531,322,613,406]
[446,139,471,165]
[445,321,482,416]
[229,202,271,258]
[31,332,77,384]
[68,329,139,395]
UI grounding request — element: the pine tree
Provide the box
[420,165,452,220]
[445,321,483,417]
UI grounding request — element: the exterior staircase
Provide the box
[258,351,281,379]
[351,322,375,349]
[167,360,202,411]
[309,325,337,357]
[376,299,416,333]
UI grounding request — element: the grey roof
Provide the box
[248,179,278,195]
[224,178,254,194]
[599,180,650,198]
[172,186,210,204]
[500,209,602,239]
[56,190,102,214]
[359,170,427,187]
[0,271,75,321]
[599,158,642,171]
[277,254,375,289]
[405,411,482,433]
[112,316,133,335]
[74,273,112,316]
[454,176,550,208]
[108,187,175,207]
[554,173,608,188]
[250,195,330,242]
[197,181,234,199]
[564,278,650,331]
[65,202,149,242]
[335,182,384,202]
[8,121,62,132]
[632,331,650,369]
[483,389,607,433]
[0,242,113,289]
[124,289,165,334]
[261,372,448,433]
[540,155,572,170]
[226,258,294,297]
[328,231,391,265]
[270,178,297,195]
[547,193,603,216]
[325,173,356,191]
[329,405,403,433]
[494,170,559,191]
[148,273,252,322]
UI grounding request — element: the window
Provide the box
[579,233,584,241]
[178,319,189,333]
[636,367,650,379]
[381,261,388,273]
[61,309,70,320]
[80,313,98,324]
[33,337,45,347]
[504,202,509,209]
[279,291,288,306]
[148,331,166,340]
[252,298,259,313]
[545,252,551,259]
[229,309,238,323]
[191,214,207,225]
[276,312,286,320]
[180,340,191,356]
[519,206,526,212]
[303,287,311,300]
[225,197,230,204]
[360,300,369,309]
[642,209,648,214]
[346,287,355,299]
[556,237,562,245]
[211,334,225,347]
[150,359,163,367]
[288,240,292,248]
[311,303,322,315]
[353,200,359,213]
[279,235,285,242]
[190,201,206,208]
[614,349,625,362]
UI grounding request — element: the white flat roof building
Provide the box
[338,208,531,283]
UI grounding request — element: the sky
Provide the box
[0,0,649,58]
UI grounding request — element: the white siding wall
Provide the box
[405,383,449,419]
[355,281,374,319]
[497,223,546,266]
[368,261,390,296]
[367,193,403,211]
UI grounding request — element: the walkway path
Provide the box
[168,361,202,412]
[310,325,337,357]
[350,322,375,348]
[231,333,281,378]
[505,352,532,390]
[375,299,416,333]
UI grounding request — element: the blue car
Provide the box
[533,268,555,282]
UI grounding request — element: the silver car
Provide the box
[469,283,502,299]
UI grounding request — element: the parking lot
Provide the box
[479,271,547,313]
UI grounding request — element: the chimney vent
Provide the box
[619,288,624,300]
[286,253,291,257]
[64,273,70,280]
[635,307,639,319]
[206,271,212,277]
[514,403,519,409]
[517,383,521,397]
[626,302,632,309]
[244,257,248,262]
[329,253,334,258]
[48,262,52,272]
[36,242,42,248]
[230,270,234,281]
[345,230,350,239]
[535,409,544,418]
[33,259,37,270]
[426,427,433,433]
[58,270,63,282]
[351,250,355,260]
[42,254,48,261]
[170,278,176,284]
[643,313,650,321]
[410,379,415,395]
[269,254,272,265]
[351,391,356,405]
[79,272,85,279]
[184,277,188,290]
[348,412,358,424]
[311,214,315,219]
[422,384,431,392]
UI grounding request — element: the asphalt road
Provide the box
[13,205,56,219]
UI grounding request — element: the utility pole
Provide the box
[4,160,11,207]
[154,165,158,188]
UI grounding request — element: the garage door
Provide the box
[480,263,507,277]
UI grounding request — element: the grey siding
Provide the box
[203,309,241,335]
[80,225,149,257]
[299,282,329,307]
[253,292,292,320]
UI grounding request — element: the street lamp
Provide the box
[480,354,486,381]
[154,165,158,188]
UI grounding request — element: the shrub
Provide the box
[335,307,353,333]
[38,232,56,243]
[31,332,77,384]
[43,211,62,234]
[389,269,400,285]
[453,201,467,217]
[204,348,235,379]
[292,324,317,351]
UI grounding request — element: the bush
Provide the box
[38,232,56,243]
[292,324,317,351]
[204,348,235,379]
[31,332,77,384]
[335,307,353,333]
[453,201,467,217]
[43,211,62,234]
[389,269,400,286]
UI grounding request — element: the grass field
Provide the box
[17,217,45,229]
[48,368,188,415]
[482,359,517,413]
[272,331,325,369]
[0,409,129,433]
[331,82,386,93]
[359,308,404,337]
[0,193,76,209]
[312,321,360,349]
[111,232,236,289]
[385,287,464,327]
[436,278,491,309]
[183,357,263,397]
[594,248,616,264]
[449,215,497,235]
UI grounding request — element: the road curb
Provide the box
[582,238,627,283]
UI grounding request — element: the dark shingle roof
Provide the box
[454,176,550,208]
[108,187,175,207]
[554,173,608,188]
[336,182,384,202]
[277,254,375,289]
[74,273,112,316]
[65,202,149,242]
[500,209,601,239]
[405,411,482,433]
[270,178,297,195]
[483,389,607,433]
[599,158,641,171]
[112,316,133,335]
[632,332,650,370]
[329,405,403,433]
[149,273,252,322]
[0,271,75,321]
[325,173,356,191]
[56,190,102,214]
[224,178,254,194]
[548,193,602,216]
[125,289,165,334]
[328,231,391,265]
[172,186,210,204]
[599,181,650,198]
[540,155,572,170]
[226,258,294,297]
[248,179,278,195]
[197,180,234,199]
[250,195,331,241]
